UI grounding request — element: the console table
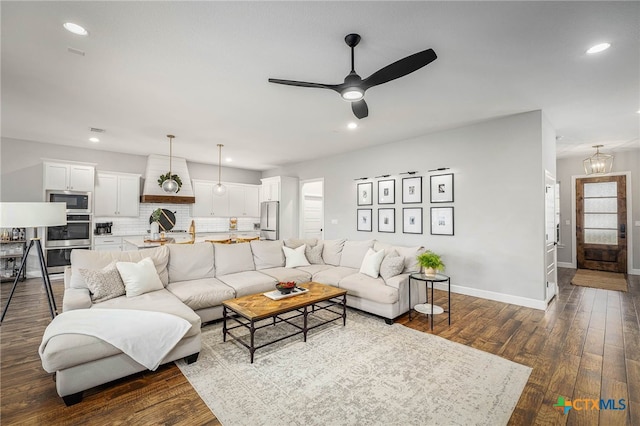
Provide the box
[408,273,451,330]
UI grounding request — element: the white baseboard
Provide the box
[432,283,547,310]
[630,269,640,276]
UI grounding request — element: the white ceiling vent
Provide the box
[89,127,105,133]
[67,47,85,56]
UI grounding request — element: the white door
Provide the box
[300,180,324,240]
[545,171,558,303]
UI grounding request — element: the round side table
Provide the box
[408,272,451,330]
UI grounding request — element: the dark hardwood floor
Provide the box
[1,268,638,425]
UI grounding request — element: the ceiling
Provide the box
[2,1,638,171]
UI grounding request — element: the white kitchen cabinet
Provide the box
[191,180,230,217]
[94,172,140,217]
[93,236,123,251]
[260,176,299,239]
[229,184,260,217]
[43,162,95,192]
[260,179,280,202]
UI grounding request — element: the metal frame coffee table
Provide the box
[222,282,347,363]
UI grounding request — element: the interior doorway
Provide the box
[300,179,324,240]
[575,175,627,273]
[545,171,558,303]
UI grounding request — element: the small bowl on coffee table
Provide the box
[276,282,296,294]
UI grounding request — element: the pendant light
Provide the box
[162,134,179,193]
[214,144,227,196]
[583,144,613,175]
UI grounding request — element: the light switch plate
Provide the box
[565,220,571,225]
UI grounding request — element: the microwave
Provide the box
[46,190,92,213]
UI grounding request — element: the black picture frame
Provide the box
[357,209,372,232]
[402,207,423,234]
[430,173,454,203]
[378,208,395,233]
[402,176,422,204]
[378,179,395,204]
[430,206,454,235]
[357,182,373,206]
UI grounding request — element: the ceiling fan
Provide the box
[268,33,437,119]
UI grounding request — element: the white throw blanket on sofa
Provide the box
[39,309,191,371]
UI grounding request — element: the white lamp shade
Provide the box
[0,202,67,227]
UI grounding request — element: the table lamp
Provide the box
[0,202,67,323]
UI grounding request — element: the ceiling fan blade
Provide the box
[362,48,437,89]
[268,78,339,92]
[352,99,369,119]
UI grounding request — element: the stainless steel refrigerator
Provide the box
[260,201,279,240]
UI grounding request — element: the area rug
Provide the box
[177,310,531,425]
[571,269,628,292]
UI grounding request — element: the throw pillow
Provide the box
[359,248,385,278]
[380,253,406,280]
[305,243,325,265]
[282,244,311,268]
[79,261,125,303]
[116,257,164,297]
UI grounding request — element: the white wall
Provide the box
[0,137,262,202]
[556,151,640,272]
[265,111,549,306]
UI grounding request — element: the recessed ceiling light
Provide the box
[63,22,88,36]
[347,122,358,130]
[225,158,232,162]
[89,137,99,143]
[636,110,640,114]
[586,43,610,54]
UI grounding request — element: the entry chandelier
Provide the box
[162,134,179,193]
[583,144,613,175]
[214,144,226,196]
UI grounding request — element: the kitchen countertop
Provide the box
[122,232,260,249]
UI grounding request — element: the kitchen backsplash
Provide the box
[94,204,259,235]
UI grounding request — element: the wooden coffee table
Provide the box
[222,282,347,363]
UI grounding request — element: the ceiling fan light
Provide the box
[341,88,364,101]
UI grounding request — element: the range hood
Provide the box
[141,154,195,204]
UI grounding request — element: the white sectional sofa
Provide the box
[41,238,424,405]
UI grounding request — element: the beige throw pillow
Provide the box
[79,261,126,303]
[305,243,325,265]
[380,253,405,280]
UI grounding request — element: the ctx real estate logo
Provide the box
[554,396,627,414]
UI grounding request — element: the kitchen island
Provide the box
[122,232,260,250]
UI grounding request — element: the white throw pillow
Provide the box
[282,244,311,268]
[359,248,385,278]
[116,257,164,297]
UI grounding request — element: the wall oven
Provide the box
[46,190,91,213]
[45,214,92,273]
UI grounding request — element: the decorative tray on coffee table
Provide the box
[264,287,309,300]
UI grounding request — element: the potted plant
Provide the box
[416,250,445,277]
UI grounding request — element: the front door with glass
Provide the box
[576,175,627,273]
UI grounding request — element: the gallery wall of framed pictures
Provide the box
[355,171,455,236]
[429,173,454,235]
